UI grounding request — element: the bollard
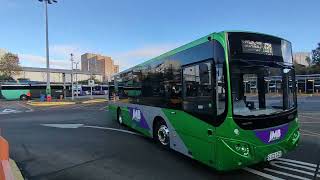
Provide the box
[47,95,52,102]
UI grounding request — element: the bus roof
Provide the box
[115,30,289,76]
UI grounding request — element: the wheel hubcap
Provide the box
[158,125,169,145]
[118,115,123,124]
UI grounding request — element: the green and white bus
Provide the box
[0,84,71,100]
[108,31,300,171]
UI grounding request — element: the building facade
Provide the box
[0,49,7,59]
[293,52,311,67]
[13,67,103,83]
[81,53,119,82]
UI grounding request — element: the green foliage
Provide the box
[295,43,320,75]
[294,63,308,75]
[0,52,21,79]
[0,74,14,81]
[305,56,311,66]
[312,43,320,65]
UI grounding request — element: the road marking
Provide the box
[299,115,318,120]
[17,102,34,112]
[40,124,140,136]
[270,161,320,177]
[99,106,107,111]
[41,124,84,128]
[277,158,317,168]
[244,158,320,180]
[301,133,320,138]
[300,122,320,124]
[83,125,140,136]
[242,167,284,180]
[300,129,320,136]
[2,109,18,113]
[264,168,310,180]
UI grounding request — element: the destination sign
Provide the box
[241,40,273,56]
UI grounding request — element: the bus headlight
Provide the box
[291,130,300,145]
[234,143,250,157]
[222,139,251,157]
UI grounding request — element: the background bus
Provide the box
[0,84,71,100]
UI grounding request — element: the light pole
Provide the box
[70,53,74,101]
[38,0,57,99]
[74,61,79,98]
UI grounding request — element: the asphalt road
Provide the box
[0,97,319,180]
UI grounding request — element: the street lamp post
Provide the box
[74,61,79,98]
[70,53,74,101]
[38,0,57,99]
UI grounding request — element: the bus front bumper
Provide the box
[214,128,300,171]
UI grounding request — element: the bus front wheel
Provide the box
[154,120,170,147]
[117,108,123,125]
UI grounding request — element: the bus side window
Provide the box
[183,61,214,116]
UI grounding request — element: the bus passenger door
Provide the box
[180,61,215,165]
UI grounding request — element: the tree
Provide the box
[312,43,320,65]
[294,63,308,75]
[305,56,312,67]
[0,53,21,80]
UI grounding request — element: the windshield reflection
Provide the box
[231,60,296,116]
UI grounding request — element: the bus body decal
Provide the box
[108,101,192,158]
[128,107,150,130]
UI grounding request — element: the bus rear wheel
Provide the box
[154,120,170,147]
[20,95,28,101]
[117,108,123,125]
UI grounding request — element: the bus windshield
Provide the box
[231,61,296,116]
[228,32,296,117]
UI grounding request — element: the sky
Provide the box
[0,0,319,70]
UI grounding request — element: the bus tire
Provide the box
[20,95,28,101]
[154,119,170,148]
[117,108,123,125]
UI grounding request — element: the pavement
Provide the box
[0,96,318,180]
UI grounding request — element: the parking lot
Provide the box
[0,97,319,180]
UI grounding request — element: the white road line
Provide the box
[301,133,320,138]
[277,158,317,168]
[270,161,320,177]
[300,122,320,124]
[264,168,311,180]
[300,129,320,136]
[299,115,318,120]
[17,102,34,112]
[242,167,284,180]
[99,106,107,111]
[82,125,141,136]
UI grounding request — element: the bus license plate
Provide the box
[266,151,282,161]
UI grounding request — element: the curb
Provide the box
[81,99,108,104]
[26,99,108,107]
[27,101,76,107]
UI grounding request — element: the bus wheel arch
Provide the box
[153,116,170,147]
